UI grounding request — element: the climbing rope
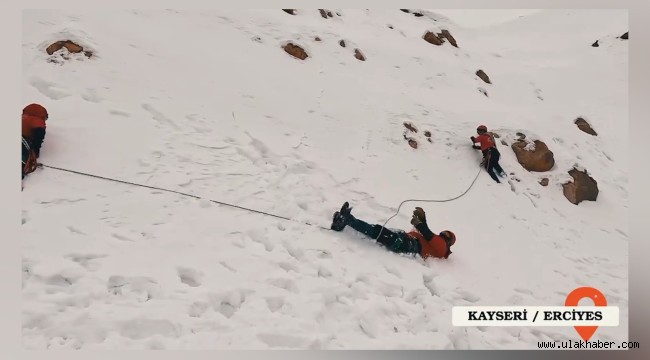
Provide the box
[39,164,331,231]
[38,162,482,237]
[374,164,483,241]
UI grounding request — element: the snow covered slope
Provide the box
[21,9,628,349]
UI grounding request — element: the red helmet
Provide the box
[440,230,456,246]
[23,103,48,121]
[476,125,487,133]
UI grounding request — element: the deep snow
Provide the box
[21,9,628,349]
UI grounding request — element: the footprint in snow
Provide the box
[109,109,131,117]
[405,288,430,304]
[377,282,403,298]
[507,179,517,193]
[278,262,299,273]
[107,275,162,302]
[188,301,209,317]
[177,266,203,287]
[219,261,237,273]
[22,261,34,285]
[45,273,77,287]
[514,288,534,296]
[111,233,136,242]
[64,253,107,271]
[358,317,378,339]
[231,236,248,249]
[455,289,481,303]
[119,318,180,340]
[317,265,333,278]
[147,340,166,350]
[248,231,274,252]
[506,294,526,305]
[29,77,71,100]
[256,333,315,349]
[553,269,569,278]
[267,278,299,293]
[448,329,471,350]
[208,290,247,318]
[141,103,180,130]
[384,265,402,278]
[81,88,102,103]
[315,249,332,259]
[66,226,86,235]
[282,242,305,261]
[265,297,285,312]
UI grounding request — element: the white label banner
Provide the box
[452,306,619,327]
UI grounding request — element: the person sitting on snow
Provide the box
[471,124,506,183]
[330,202,456,260]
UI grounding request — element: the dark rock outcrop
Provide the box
[283,43,308,60]
[574,117,598,136]
[511,140,555,172]
[562,168,599,205]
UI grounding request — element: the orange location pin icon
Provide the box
[565,287,607,341]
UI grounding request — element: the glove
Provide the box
[470,136,476,142]
[472,145,480,150]
[413,207,427,223]
[410,214,421,226]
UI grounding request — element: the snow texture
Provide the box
[22,9,628,349]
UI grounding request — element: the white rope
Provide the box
[375,165,483,240]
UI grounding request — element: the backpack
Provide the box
[22,137,38,178]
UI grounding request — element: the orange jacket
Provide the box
[472,133,496,152]
[22,104,48,157]
[407,230,451,259]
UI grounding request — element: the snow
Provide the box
[21,9,628,349]
[429,9,543,28]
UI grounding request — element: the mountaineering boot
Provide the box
[330,201,353,231]
[487,169,501,183]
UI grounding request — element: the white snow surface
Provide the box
[22,9,628,349]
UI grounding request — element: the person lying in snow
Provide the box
[471,124,506,183]
[330,202,456,259]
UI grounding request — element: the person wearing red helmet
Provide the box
[471,124,506,183]
[21,103,48,181]
[22,103,48,158]
[330,202,456,260]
